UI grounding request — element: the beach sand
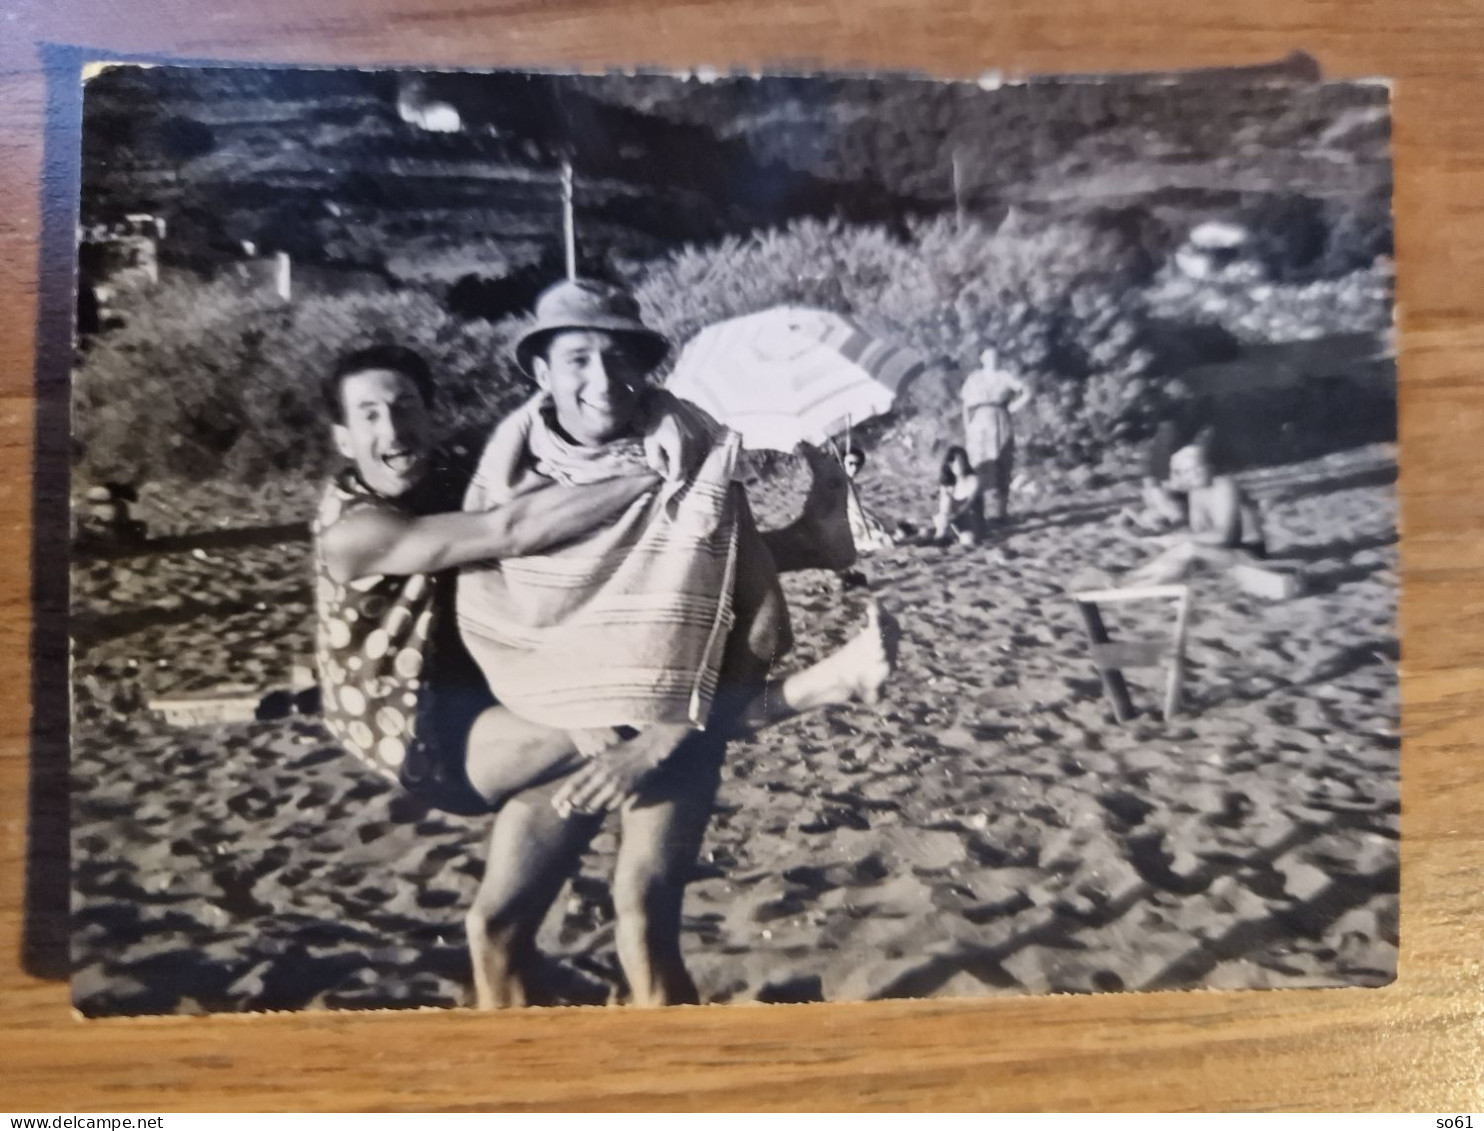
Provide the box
[69,444,1400,1015]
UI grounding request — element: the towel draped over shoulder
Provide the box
[456,391,743,747]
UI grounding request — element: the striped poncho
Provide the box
[456,391,742,749]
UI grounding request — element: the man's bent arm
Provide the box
[323,473,657,581]
[1187,481,1244,548]
[1007,376,1033,414]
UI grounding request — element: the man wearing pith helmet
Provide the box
[455,277,894,1007]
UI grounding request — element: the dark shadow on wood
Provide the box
[25,43,87,982]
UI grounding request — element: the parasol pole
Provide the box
[561,159,576,280]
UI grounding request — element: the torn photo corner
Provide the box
[68,60,1398,1017]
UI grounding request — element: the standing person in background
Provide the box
[960,347,1032,527]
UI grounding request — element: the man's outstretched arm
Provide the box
[322,472,658,582]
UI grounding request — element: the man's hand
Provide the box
[552,723,694,816]
[641,393,712,482]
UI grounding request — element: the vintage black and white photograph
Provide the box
[70,62,1399,1016]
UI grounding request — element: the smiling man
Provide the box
[456,278,894,1008]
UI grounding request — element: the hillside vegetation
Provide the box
[74,66,1394,497]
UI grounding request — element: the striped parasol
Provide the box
[665,307,927,452]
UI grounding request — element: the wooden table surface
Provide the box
[3,0,1482,1113]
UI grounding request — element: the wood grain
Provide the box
[4,0,1482,1112]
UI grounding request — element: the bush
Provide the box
[1146,262,1393,345]
[1237,191,1394,282]
[73,273,531,488]
[1318,191,1394,276]
[635,213,1159,465]
[1240,195,1328,281]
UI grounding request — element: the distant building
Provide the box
[77,213,168,337]
[79,209,394,338]
[80,212,164,289]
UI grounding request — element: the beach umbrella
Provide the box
[666,307,927,451]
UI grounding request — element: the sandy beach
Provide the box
[70,443,1399,1015]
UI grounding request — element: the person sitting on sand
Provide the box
[455,278,897,1008]
[312,336,894,1010]
[1125,441,1267,585]
[842,445,897,554]
[1121,403,1215,535]
[932,445,985,547]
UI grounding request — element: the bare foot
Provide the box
[820,599,899,706]
[468,943,561,1010]
[765,443,857,572]
[466,912,531,1010]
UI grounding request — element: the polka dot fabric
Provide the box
[312,472,440,782]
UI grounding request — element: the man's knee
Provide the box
[611,861,683,933]
[611,807,710,925]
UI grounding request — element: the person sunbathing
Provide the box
[1125,442,1267,585]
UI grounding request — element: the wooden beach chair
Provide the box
[1071,584,1193,723]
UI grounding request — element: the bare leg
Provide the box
[1141,479,1188,526]
[993,441,1014,522]
[741,599,897,729]
[491,487,893,1007]
[462,707,586,806]
[609,494,801,1006]
[1126,541,1197,585]
[466,786,602,1009]
[610,730,727,1006]
[465,591,896,1008]
[1126,539,1257,586]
